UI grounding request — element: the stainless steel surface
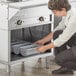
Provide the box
[0,0,54,73]
[11,41,40,56]
[12,42,31,54]
[0,0,29,3]
[20,44,40,56]
[9,4,51,30]
[7,0,22,2]
[11,41,31,53]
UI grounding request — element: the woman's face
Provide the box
[52,8,67,17]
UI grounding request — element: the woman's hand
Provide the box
[36,42,55,53]
[36,46,48,53]
[35,40,45,45]
[35,33,53,45]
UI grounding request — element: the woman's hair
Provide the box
[48,0,71,11]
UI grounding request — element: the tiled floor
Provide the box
[0,57,76,76]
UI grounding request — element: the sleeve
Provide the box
[53,17,66,33]
[53,16,76,47]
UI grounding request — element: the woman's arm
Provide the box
[35,32,53,45]
[37,42,55,53]
[41,33,53,42]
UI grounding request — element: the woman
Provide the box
[35,0,76,74]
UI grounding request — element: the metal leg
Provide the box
[38,58,42,63]
[6,65,11,73]
[37,58,42,69]
[21,62,25,72]
[45,57,49,69]
[7,71,11,76]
